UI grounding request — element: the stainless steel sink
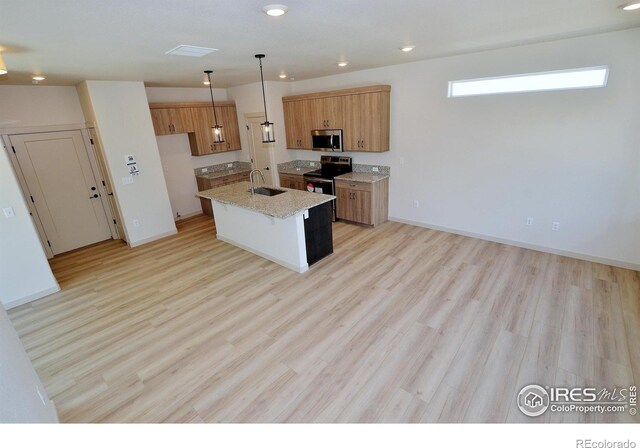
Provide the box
[249,187,287,197]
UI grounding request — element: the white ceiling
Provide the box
[0,0,638,88]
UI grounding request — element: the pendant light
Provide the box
[254,54,275,143]
[204,70,224,144]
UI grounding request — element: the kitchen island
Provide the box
[198,182,335,273]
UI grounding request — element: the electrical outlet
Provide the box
[372,166,379,172]
[526,217,534,226]
[3,207,15,218]
[413,200,420,208]
[202,168,208,173]
[133,219,140,227]
[310,162,316,167]
[122,176,133,185]
[552,221,560,231]
[399,157,405,165]
[227,163,233,168]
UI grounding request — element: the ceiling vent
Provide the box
[165,45,219,57]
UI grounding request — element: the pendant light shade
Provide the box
[204,70,224,144]
[255,54,275,143]
[0,53,7,75]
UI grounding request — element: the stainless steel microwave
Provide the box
[311,129,343,152]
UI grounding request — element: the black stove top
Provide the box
[303,156,352,180]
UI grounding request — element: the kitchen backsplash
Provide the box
[194,161,252,176]
[352,164,390,176]
[277,160,319,171]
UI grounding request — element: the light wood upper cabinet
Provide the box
[149,102,242,156]
[309,96,342,130]
[282,85,390,152]
[283,100,312,149]
[150,107,194,136]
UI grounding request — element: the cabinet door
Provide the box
[220,106,242,151]
[283,100,313,149]
[351,189,372,224]
[310,97,342,130]
[150,109,173,136]
[335,187,354,221]
[283,102,299,149]
[336,186,372,224]
[341,91,389,152]
[171,108,195,133]
[190,107,215,156]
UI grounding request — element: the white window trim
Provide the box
[448,66,610,98]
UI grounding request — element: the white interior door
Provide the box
[10,131,113,255]
[246,115,275,186]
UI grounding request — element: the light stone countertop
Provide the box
[278,167,317,176]
[335,172,390,183]
[198,181,335,219]
[196,168,251,180]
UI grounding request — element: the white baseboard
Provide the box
[128,228,178,248]
[389,217,640,272]
[3,285,61,310]
[175,211,202,221]
[217,234,309,273]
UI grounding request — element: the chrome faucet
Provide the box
[249,169,265,197]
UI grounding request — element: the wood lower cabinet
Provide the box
[279,173,307,191]
[335,177,389,226]
[149,102,242,156]
[282,85,390,152]
[197,171,249,217]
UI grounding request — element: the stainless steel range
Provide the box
[303,155,352,220]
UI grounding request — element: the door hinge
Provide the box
[11,146,16,154]
[47,240,51,248]
[90,138,94,145]
[30,195,35,203]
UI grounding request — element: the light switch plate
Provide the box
[122,176,133,185]
[3,207,15,218]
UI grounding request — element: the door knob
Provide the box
[91,186,97,191]
[90,194,99,199]
[264,167,270,170]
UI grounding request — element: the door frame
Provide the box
[244,113,276,185]
[3,127,119,258]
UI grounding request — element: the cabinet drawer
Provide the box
[335,179,373,192]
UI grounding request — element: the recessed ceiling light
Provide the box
[32,75,46,81]
[338,61,348,67]
[263,4,288,16]
[165,45,218,57]
[621,1,640,10]
[279,74,287,79]
[401,45,416,52]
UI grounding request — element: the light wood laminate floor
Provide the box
[8,215,640,423]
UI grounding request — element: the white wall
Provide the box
[0,303,58,422]
[227,81,292,185]
[0,144,59,308]
[0,85,85,129]
[282,28,640,269]
[146,87,239,218]
[77,81,176,246]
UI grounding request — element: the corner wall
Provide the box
[77,81,176,246]
[0,142,59,308]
